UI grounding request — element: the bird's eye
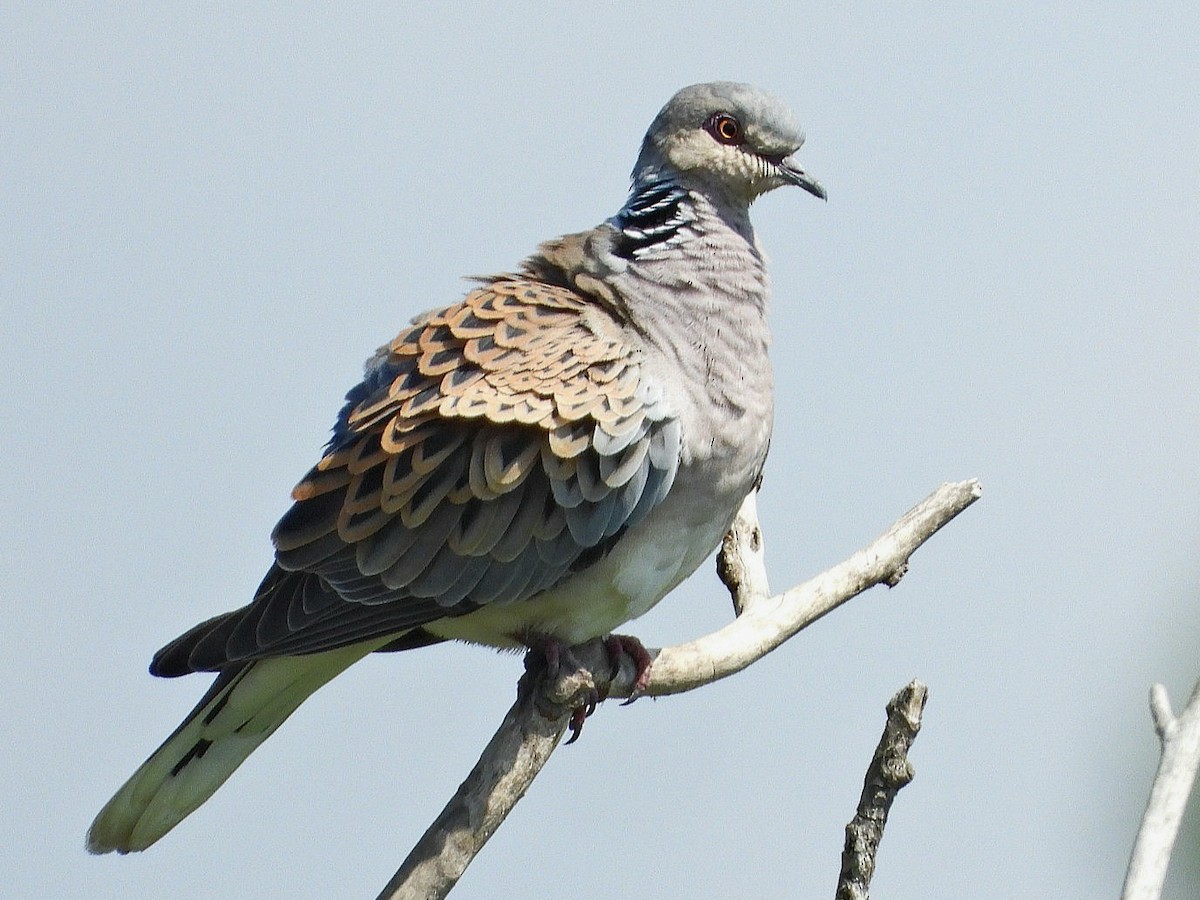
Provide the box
[705,113,744,146]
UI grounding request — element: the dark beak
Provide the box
[779,156,827,201]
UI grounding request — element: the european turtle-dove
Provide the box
[87,81,825,854]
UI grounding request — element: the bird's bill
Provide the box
[779,157,827,200]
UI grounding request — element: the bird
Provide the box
[87,81,826,855]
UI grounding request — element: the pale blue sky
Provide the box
[3,4,1198,898]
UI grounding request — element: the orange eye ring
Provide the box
[705,112,744,146]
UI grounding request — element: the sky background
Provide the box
[3,4,1199,898]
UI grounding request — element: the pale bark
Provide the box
[377,478,982,900]
[1121,679,1200,900]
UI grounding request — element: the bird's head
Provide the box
[633,81,825,206]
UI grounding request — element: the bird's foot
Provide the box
[519,633,655,743]
[520,636,600,745]
[603,634,654,705]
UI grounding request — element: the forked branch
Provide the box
[377,478,982,900]
[1121,679,1200,900]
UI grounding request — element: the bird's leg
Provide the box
[518,633,654,740]
[519,634,600,744]
[604,634,654,704]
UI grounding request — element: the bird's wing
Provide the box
[153,278,681,674]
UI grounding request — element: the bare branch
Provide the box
[378,478,981,899]
[717,488,771,615]
[836,680,928,900]
[1121,678,1200,900]
[374,660,580,900]
[638,479,981,698]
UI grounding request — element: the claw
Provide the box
[522,634,602,744]
[605,634,654,704]
[521,633,654,741]
[565,699,593,745]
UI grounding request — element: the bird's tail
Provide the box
[86,643,376,854]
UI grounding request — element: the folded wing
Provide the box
[152,278,681,675]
